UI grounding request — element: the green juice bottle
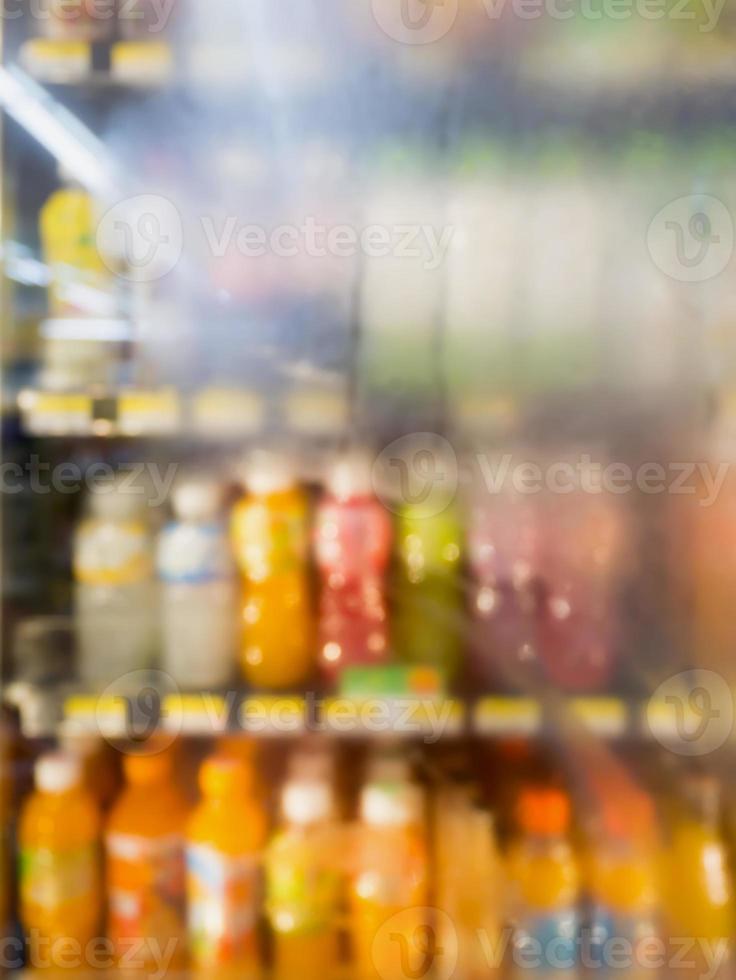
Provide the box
[392,502,464,682]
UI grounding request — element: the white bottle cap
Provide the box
[282,779,334,825]
[35,752,82,794]
[88,476,145,520]
[327,451,375,501]
[171,478,223,522]
[361,782,423,827]
[242,451,294,496]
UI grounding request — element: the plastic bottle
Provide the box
[536,456,628,693]
[435,786,504,979]
[266,777,343,979]
[157,478,237,689]
[664,775,733,966]
[350,779,429,980]
[315,452,392,683]
[186,755,267,973]
[19,752,101,966]
[105,751,188,969]
[40,179,113,316]
[43,0,115,41]
[586,793,661,980]
[506,788,580,977]
[74,478,156,688]
[231,453,314,689]
[467,469,541,689]
[392,502,464,680]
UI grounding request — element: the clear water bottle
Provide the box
[74,478,156,689]
[157,478,236,690]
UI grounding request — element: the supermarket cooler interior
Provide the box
[4,2,736,979]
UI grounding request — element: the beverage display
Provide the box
[105,751,188,969]
[350,776,429,979]
[18,753,101,964]
[74,477,157,688]
[314,452,392,682]
[506,787,580,976]
[392,502,464,681]
[157,478,237,689]
[265,776,342,979]
[231,453,314,689]
[186,754,267,972]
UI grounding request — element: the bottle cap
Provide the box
[241,451,294,496]
[35,752,82,794]
[361,782,423,827]
[517,787,571,836]
[282,779,333,824]
[89,475,146,520]
[171,478,223,522]
[123,751,172,785]
[326,452,375,501]
[199,755,249,797]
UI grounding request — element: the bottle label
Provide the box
[75,521,152,586]
[157,523,233,584]
[231,502,307,578]
[186,844,259,964]
[20,844,98,910]
[267,834,341,935]
[106,833,185,944]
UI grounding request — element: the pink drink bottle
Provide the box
[315,453,392,684]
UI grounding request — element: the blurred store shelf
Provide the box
[19,38,174,88]
[18,386,181,436]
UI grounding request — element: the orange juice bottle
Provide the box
[105,751,188,971]
[231,453,314,689]
[266,777,343,980]
[664,774,733,964]
[19,752,102,967]
[186,755,267,975]
[350,779,429,980]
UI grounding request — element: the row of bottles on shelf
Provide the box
[8,735,736,979]
[70,448,631,694]
[34,130,736,397]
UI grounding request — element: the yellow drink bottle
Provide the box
[186,755,267,976]
[664,774,733,977]
[231,454,314,689]
[266,777,343,980]
[105,751,188,972]
[19,752,102,969]
[40,183,111,317]
[350,779,429,980]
